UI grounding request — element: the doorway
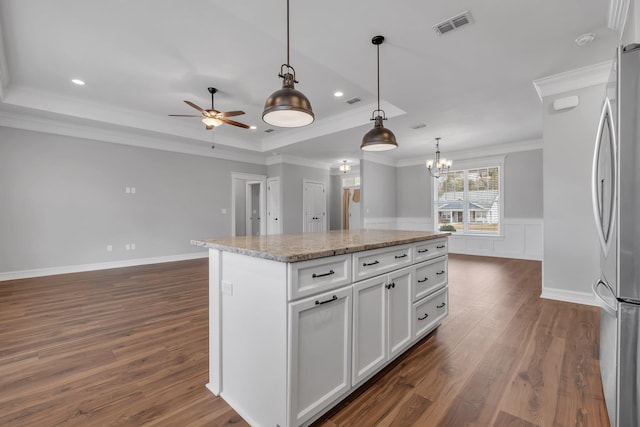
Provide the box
[231,173,266,237]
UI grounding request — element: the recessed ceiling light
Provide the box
[250,125,257,130]
[334,91,344,97]
[575,33,595,46]
[71,79,85,86]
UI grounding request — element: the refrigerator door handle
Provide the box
[593,278,618,316]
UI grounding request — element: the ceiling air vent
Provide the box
[411,123,427,130]
[346,97,361,105]
[434,11,473,35]
[264,128,275,133]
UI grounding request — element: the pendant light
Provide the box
[339,160,351,173]
[262,0,314,128]
[361,35,398,152]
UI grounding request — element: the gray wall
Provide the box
[542,85,602,294]
[234,181,246,236]
[362,160,397,218]
[329,174,343,230]
[396,165,432,218]
[280,163,329,234]
[504,149,543,218]
[0,126,266,273]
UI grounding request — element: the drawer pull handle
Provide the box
[418,313,429,320]
[417,249,429,253]
[363,260,380,267]
[436,245,445,249]
[395,254,407,259]
[312,270,335,279]
[437,302,446,309]
[315,295,338,305]
[436,271,445,275]
[386,282,396,290]
[418,277,428,283]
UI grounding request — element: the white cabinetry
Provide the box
[206,236,449,427]
[352,266,413,386]
[288,286,352,426]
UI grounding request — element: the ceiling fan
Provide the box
[169,87,250,130]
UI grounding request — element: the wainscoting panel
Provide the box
[365,217,543,261]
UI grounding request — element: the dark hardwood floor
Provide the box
[0,255,609,426]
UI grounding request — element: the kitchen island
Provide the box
[192,229,450,427]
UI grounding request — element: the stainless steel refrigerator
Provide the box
[592,43,640,427]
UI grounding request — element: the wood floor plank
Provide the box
[0,255,609,426]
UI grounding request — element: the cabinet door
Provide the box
[352,275,388,386]
[387,267,413,359]
[288,286,352,426]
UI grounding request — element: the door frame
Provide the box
[231,172,267,237]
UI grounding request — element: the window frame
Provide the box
[432,155,505,237]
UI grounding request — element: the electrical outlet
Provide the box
[106,245,113,252]
[131,243,136,250]
[222,280,233,296]
[125,244,131,250]
[125,187,131,193]
[221,208,227,215]
[131,187,136,194]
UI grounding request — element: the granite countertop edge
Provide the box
[191,231,450,263]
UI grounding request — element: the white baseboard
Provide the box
[0,252,209,282]
[540,287,598,307]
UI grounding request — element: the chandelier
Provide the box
[426,137,452,179]
[339,160,351,173]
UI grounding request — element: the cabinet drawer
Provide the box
[288,254,352,301]
[413,286,448,339]
[414,238,448,263]
[413,256,448,302]
[352,244,413,282]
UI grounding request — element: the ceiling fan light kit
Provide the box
[361,35,398,152]
[262,0,314,128]
[169,87,249,130]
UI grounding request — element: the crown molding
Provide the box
[0,108,267,165]
[608,0,630,39]
[532,61,612,102]
[265,154,332,170]
[396,138,543,168]
[362,151,398,167]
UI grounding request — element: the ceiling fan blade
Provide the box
[168,114,201,117]
[219,118,250,129]
[220,110,245,117]
[184,100,207,114]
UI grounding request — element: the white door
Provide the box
[303,180,326,233]
[387,266,413,359]
[288,286,352,426]
[267,177,282,235]
[352,275,388,386]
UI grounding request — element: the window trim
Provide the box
[432,155,505,237]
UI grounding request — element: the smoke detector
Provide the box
[433,11,474,35]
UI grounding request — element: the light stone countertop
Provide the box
[191,229,450,263]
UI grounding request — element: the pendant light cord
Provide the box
[376,43,380,112]
[286,0,290,66]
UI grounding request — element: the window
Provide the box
[433,157,503,235]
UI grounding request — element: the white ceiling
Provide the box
[0,0,620,168]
